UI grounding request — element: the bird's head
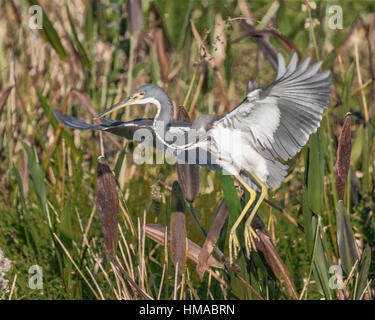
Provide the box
[95,84,168,119]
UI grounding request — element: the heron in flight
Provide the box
[54,53,331,263]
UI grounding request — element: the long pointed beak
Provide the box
[94,93,143,119]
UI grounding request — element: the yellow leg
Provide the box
[229,175,256,264]
[243,174,267,258]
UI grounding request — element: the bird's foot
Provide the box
[244,221,258,258]
[229,229,241,264]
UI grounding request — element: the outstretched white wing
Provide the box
[210,53,331,187]
[213,53,331,160]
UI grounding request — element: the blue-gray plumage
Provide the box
[53,52,331,262]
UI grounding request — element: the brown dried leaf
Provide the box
[335,113,352,200]
[197,199,228,278]
[144,224,223,269]
[71,89,97,116]
[20,148,29,197]
[95,156,119,256]
[176,164,200,202]
[176,105,190,122]
[154,27,170,84]
[255,229,298,300]
[170,211,186,272]
[0,85,14,117]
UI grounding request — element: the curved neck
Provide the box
[155,98,174,129]
[143,97,173,138]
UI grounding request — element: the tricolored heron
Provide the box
[54,53,331,263]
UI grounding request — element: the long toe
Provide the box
[244,224,258,258]
[229,231,241,263]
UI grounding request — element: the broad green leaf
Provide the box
[311,215,332,300]
[355,245,371,300]
[59,198,73,249]
[22,142,52,230]
[224,34,233,84]
[84,0,94,42]
[219,174,241,226]
[28,0,67,61]
[307,132,324,215]
[153,0,192,50]
[361,125,372,193]
[22,142,47,211]
[12,166,41,258]
[351,125,364,168]
[114,148,127,178]
[303,190,332,299]
[66,4,90,69]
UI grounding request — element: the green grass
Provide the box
[0,0,374,300]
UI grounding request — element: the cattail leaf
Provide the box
[336,200,359,275]
[355,245,371,300]
[127,0,144,35]
[176,106,200,202]
[197,199,228,278]
[144,224,223,269]
[170,211,186,272]
[255,229,298,300]
[95,156,119,256]
[335,113,352,200]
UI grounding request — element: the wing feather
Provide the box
[210,53,331,187]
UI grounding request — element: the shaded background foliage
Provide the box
[0,0,374,300]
